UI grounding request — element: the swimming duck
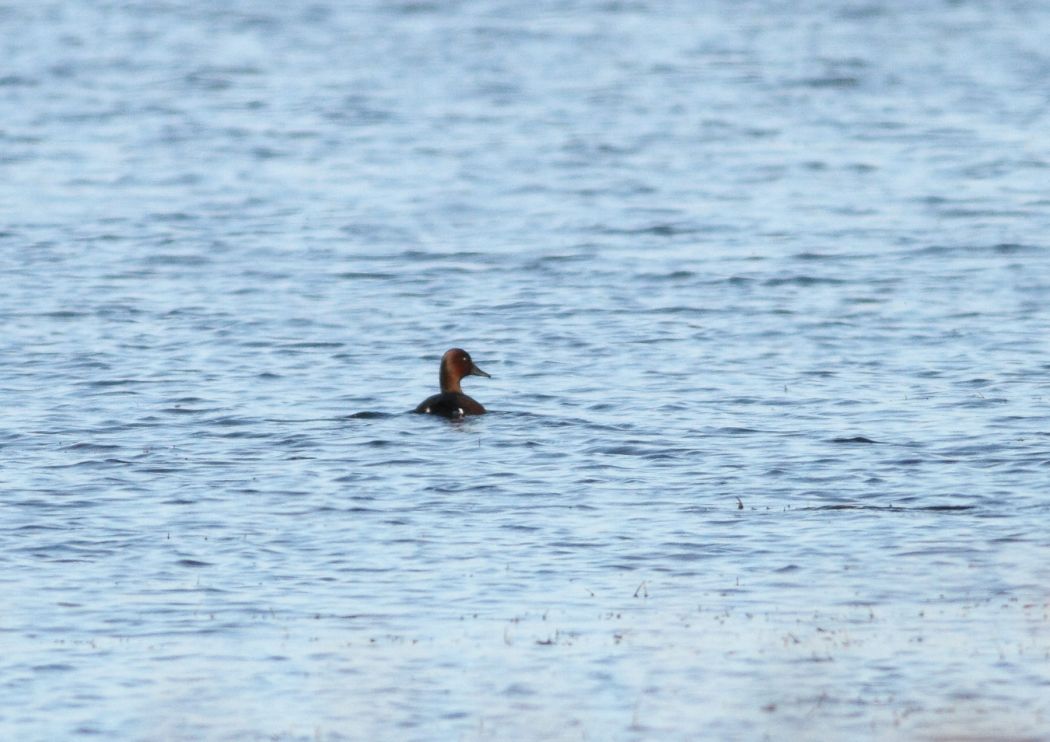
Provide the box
[414,348,490,418]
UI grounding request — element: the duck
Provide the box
[414,348,491,418]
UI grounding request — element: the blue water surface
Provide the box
[2,1,1050,739]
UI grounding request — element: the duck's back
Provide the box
[414,392,486,418]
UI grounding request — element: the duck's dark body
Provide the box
[414,391,486,418]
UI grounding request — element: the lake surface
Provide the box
[2,1,1050,739]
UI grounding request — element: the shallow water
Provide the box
[2,1,1050,739]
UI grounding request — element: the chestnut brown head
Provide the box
[439,348,491,393]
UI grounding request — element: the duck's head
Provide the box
[440,348,490,392]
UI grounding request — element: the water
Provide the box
[3,1,1050,739]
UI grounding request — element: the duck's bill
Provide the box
[470,363,491,378]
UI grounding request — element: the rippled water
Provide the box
[3,1,1050,739]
